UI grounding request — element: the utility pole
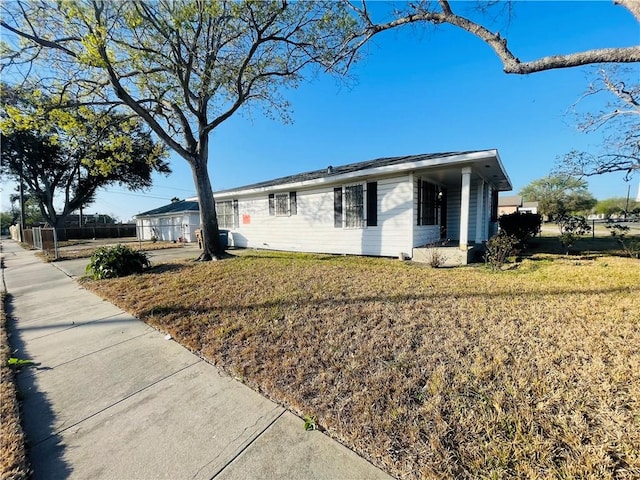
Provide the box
[19,180,26,232]
[78,168,83,227]
[19,157,26,241]
[625,183,630,221]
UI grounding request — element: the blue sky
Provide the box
[2,1,639,222]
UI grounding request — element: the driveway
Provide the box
[54,244,203,278]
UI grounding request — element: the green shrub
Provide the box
[498,212,542,246]
[484,232,518,270]
[86,244,150,280]
[557,215,591,254]
[607,223,640,258]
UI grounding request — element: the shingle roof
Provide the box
[136,200,199,217]
[498,195,522,207]
[215,151,484,194]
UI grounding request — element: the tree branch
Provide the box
[0,20,79,58]
[353,0,640,74]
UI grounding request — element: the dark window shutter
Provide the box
[232,199,239,228]
[268,194,275,216]
[426,182,437,225]
[491,188,499,222]
[334,187,342,228]
[289,191,297,215]
[417,178,422,226]
[366,182,377,227]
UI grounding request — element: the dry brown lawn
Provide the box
[48,240,185,261]
[84,250,640,479]
[1,292,30,480]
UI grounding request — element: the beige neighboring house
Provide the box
[498,195,522,216]
[498,195,538,216]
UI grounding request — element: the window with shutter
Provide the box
[345,184,364,228]
[275,193,290,216]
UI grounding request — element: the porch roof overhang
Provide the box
[214,149,512,200]
[415,155,512,191]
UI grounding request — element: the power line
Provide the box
[148,185,195,193]
[102,190,174,200]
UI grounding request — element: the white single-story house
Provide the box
[137,150,512,263]
[135,199,200,243]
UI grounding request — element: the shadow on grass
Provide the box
[146,262,192,275]
[4,294,72,479]
[233,249,340,262]
[524,235,634,258]
[140,284,636,320]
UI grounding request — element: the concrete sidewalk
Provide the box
[1,240,392,480]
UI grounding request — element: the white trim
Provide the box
[408,172,415,256]
[459,167,472,250]
[135,210,198,219]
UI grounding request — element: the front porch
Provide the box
[409,154,510,266]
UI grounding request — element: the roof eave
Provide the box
[215,149,509,198]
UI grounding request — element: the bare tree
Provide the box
[342,0,640,74]
[559,67,639,179]
[1,0,359,260]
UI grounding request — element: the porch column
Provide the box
[459,166,472,250]
[475,179,485,244]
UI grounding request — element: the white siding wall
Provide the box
[226,175,413,257]
[447,188,461,241]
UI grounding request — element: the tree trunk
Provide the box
[190,152,224,261]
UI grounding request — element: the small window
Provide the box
[269,191,297,216]
[216,200,237,229]
[275,193,289,216]
[345,184,364,228]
